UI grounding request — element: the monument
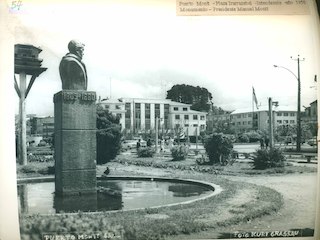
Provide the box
[54,40,97,196]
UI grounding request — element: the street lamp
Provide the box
[274,55,304,151]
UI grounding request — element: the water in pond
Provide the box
[17,180,213,214]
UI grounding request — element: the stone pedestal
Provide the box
[54,90,97,196]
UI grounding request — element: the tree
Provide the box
[96,105,122,164]
[166,84,213,112]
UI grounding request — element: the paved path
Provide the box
[220,173,318,232]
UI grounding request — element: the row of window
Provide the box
[277,112,295,117]
[175,124,206,129]
[232,112,296,119]
[277,120,295,124]
[233,121,252,126]
[173,107,188,111]
[175,115,205,120]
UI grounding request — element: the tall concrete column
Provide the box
[19,72,27,165]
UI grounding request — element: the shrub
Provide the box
[196,154,210,165]
[137,147,155,158]
[238,134,250,143]
[171,145,188,161]
[204,133,233,165]
[253,148,285,169]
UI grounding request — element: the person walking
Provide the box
[265,137,269,149]
[259,138,265,149]
[136,139,141,150]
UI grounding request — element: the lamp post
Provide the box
[274,55,304,152]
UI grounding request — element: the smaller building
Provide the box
[207,110,232,132]
[230,106,297,133]
[30,116,54,138]
[303,100,317,124]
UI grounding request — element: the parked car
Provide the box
[121,139,146,150]
[307,137,317,146]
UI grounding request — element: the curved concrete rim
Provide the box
[17,176,223,216]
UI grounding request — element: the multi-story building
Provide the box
[230,106,297,133]
[206,110,232,132]
[303,100,317,124]
[99,98,126,129]
[99,98,207,137]
[30,116,54,137]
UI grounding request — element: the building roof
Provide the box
[231,105,297,115]
[118,97,192,107]
[173,109,207,115]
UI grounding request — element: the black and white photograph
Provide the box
[0,0,319,239]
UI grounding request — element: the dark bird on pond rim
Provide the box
[104,167,110,175]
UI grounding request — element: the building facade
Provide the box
[230,106,297,133]
[207,111,232,132]
[99,98,207,137]
[30,116,54,137]
[303,100,317,124]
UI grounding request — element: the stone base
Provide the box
[54,90,97,196]
[55,169,97,196]
[54,192,98,212]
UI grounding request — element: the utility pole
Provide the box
[274,55,304,152]
[268,98,274,149]
[291,55,304,152]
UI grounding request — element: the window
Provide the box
[290,113,295,117]
[237,115,241,118]
[185,124,189,127]
[200,124,205,129]
[237,122,241,125]
[104,105,109,109]
[173,107,178,111]
[277,120,282,124]
[183,107,188,111]
[145,103,150,119]
[284,112,288,116]
[115,105,121,109]
[248,113,252,117]
[175,115,180,120]
[284,120,289,124]
[193,115,198,120]
[290,120,295,124]
[277,113,282,116]
[193,124,198,127]
[248,121,251,125]
[184,115,189,120]
[200,115,205,120]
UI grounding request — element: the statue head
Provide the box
[68,40,85,60]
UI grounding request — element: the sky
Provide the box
[10,0,319,116]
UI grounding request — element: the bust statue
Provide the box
[59,40,88,90]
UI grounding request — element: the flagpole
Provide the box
[252,87,254,130]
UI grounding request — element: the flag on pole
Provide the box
[252,87,259,109]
